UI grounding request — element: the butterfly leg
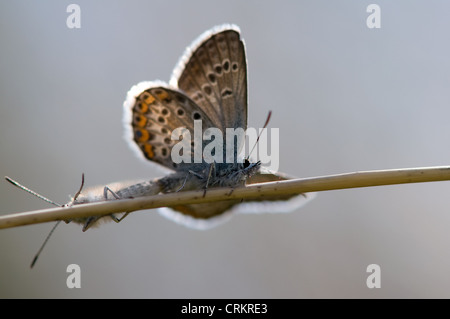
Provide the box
[102,186,130,224]
[103,186,122,200]
[110,212,131,223]
[81,214,127,232]
[176,170,203,192]
[82,216,101,232]
[202,163,216,198]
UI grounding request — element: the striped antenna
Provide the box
[5,174,85,268]
[30,221,61,268]
[5,176,61,207]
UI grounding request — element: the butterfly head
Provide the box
[243,158,261,173]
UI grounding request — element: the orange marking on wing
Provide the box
[144,94,156,105]
[135,128,150,142]
[134,114,147,128]
[155,90,169,101]
[143,144,154,159]
[137,102,149,113]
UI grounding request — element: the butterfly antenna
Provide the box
[30,173,85,268]
[6,174,85,268]
[5,176,64,268]
[247,110,272,160]
[5,176,61,206]
[30,221,62,268]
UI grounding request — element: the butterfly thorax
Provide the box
[211,161,261,187]
[158,160,261,193]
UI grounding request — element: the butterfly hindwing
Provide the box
[124,82,216,171]
[160,171,315,229]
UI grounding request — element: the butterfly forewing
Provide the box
[173,26,248,133]
[127,84,216,171]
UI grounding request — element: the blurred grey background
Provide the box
[1,0,450,298]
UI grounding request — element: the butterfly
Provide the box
[12,24,315,232]
[71,24,315,229]
[6,24,316,268]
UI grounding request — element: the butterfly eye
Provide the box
[243,159,250,168]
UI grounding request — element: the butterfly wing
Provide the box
[231,171,316,214]
[123,25,314,229]
[171,24,248,135]
[123,81,217,171]
[159,171,316,229]
[124,25,248,170]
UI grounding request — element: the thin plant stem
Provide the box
[1,165,450,229]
